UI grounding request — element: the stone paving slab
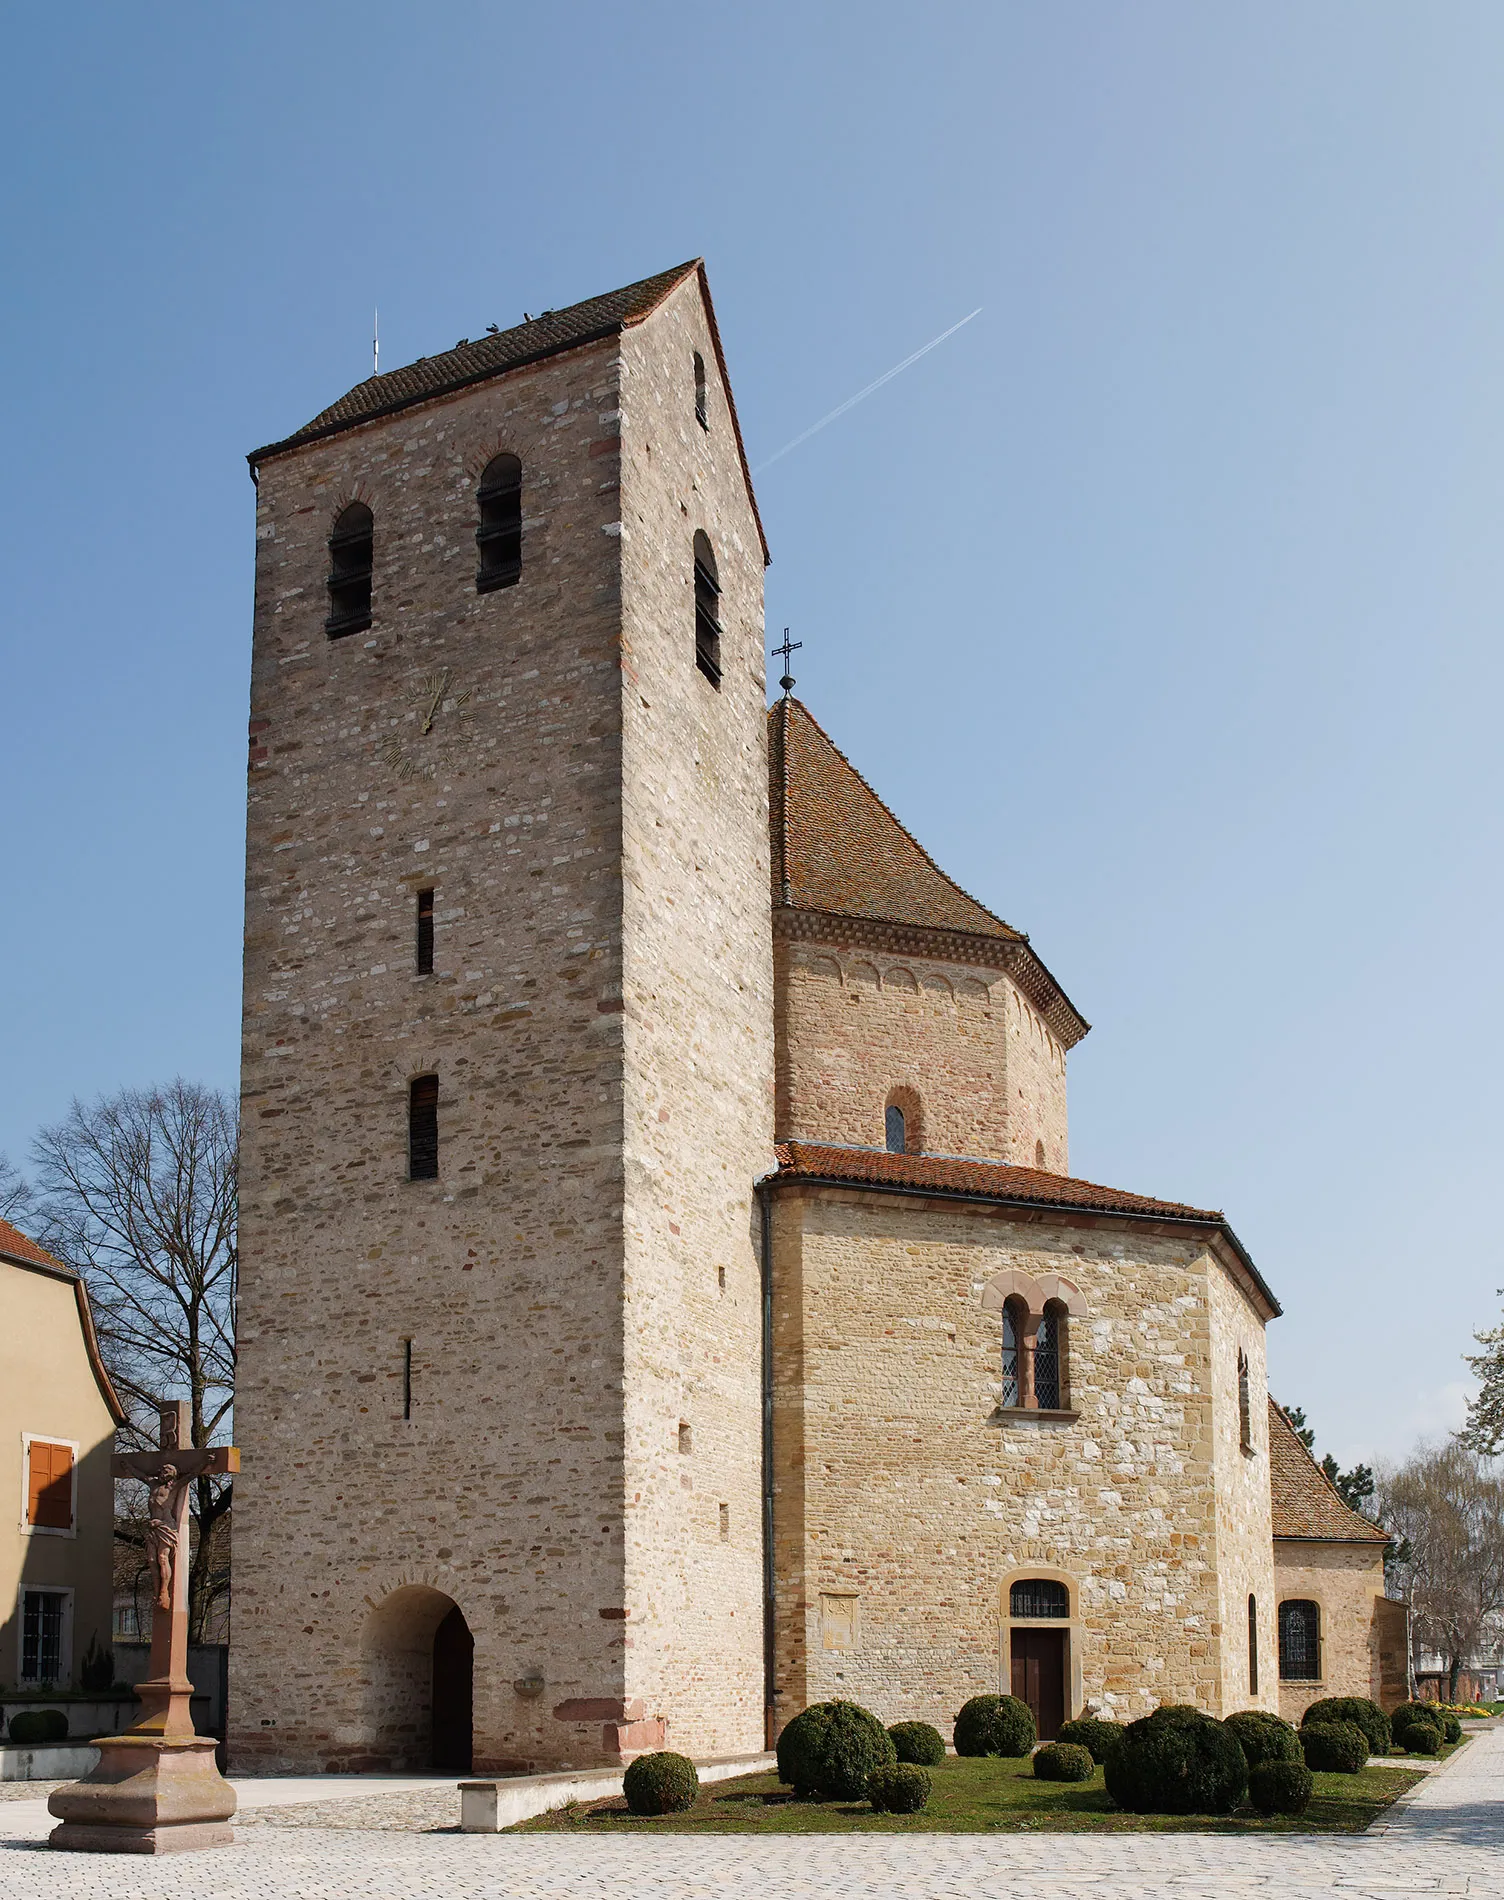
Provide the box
[0,1726,1496,1898]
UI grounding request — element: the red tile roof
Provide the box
[0,1216,66,1273]
[768,698,1089,1047]
[769,697,1025,940]
[772,1140,1222,1220]
[1269,1400,1388,1543]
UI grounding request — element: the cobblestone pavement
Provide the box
[0,1727,1498,1898]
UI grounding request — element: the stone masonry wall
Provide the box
[1207,1261,1279,1714]
[233,334,642,1773]
[769,1186,1265,1737]
[615,275,774,1758]
[1273,1540,1392,1723]
[774,938,1068,1168]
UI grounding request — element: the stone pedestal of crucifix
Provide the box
[49,1400,239,1855]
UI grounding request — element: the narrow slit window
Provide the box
[475,452,522,593]
[1248,1593,1259,1694]
[1238,1348,1253,1451]
[326,501,373,637]
[694,351,708,429]
[408,1075,439,1180]
[693,531,722,686]
[402,1338,413,1420]
[416,888,434,975]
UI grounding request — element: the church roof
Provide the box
[0,1215,65,1273]
[768,698,1089,1046]
[770,1143,1278,1315]
[1269,1399,1388,1543]
[249,260,768,558]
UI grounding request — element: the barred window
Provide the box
[326,501,373,637]
[409,1075,439,1181]
[1010,1578,1069,1618]
[693,531,722,686]
[21,1589,65,1683]
[475,453,522,593]
[1279,1599,1321,1681]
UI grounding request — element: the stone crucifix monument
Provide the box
[49,1400,239,1854]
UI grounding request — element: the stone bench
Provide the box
[460,1751,772,1831]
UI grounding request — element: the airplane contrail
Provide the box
[753,308,983,475]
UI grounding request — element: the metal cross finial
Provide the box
[772,628,802,697]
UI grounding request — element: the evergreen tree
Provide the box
[1462,1304,1504,1458]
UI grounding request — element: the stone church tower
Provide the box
[232,263,775,1772]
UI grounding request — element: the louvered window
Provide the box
[694,350,708,429]
[409,1075,439,1181]
[416,888,434,975]
[693,533,722,686]
[27,1440,74,1530]
[1279,1599,1321,1681]
[475,453,522,593]
[326,502,373,637]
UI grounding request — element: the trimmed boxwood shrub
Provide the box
[1395,1719,1442,1756]
[1301,1696,1390,1755]
[622,1751,699,1816]
[1440,1712,1463,1744]
[1033,1741,1096,1782]
[1057,1716,1125,1765]
[776,1700,896,1800]
[1300,1721,1368,1773]
[952,1694,1036,1758]
[887,1721,946,1767]
[1104,1707,1248,1815]
[1225,1710,1303,1770]
[867,1762,932,1813]
[1249,1757,1314,1817]
[7,1709,68,1745]
[1389,1700,1443,1737]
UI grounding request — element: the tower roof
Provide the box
[768,696,1089,1045]
[248,261,768,558]
[1268,1399,1387,1542]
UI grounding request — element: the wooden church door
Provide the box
[431,1604,474,1772]
[1010,1628,1067,1740]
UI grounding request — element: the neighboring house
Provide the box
[1,1218,124,1692]
[1269,1399,1408,1718]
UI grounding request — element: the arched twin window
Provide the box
[475,453,522,592]
[326,501,373,637]
[1278,1599,1320,1681]
[693,532,721,686]
[1000,1296,1070,1412]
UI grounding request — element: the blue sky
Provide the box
[2,3,1500,1466]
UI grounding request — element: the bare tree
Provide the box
[31,1081,237,1644]
[1377,1442,1504,1702]
[0,1152,34,1223]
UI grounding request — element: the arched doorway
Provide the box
[361,1585,473,1772]
[431,1603,474,1772]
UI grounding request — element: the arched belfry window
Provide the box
[693,532,721,686]
[693,351,708,428]
[1278,1599,1320,1681]
[885,1105,906,1154]
[326,501,373,637]
[475,453,522,593]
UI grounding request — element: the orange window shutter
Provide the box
[28,1442,73,1529]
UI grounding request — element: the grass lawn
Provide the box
[516,1751,1432,1836]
